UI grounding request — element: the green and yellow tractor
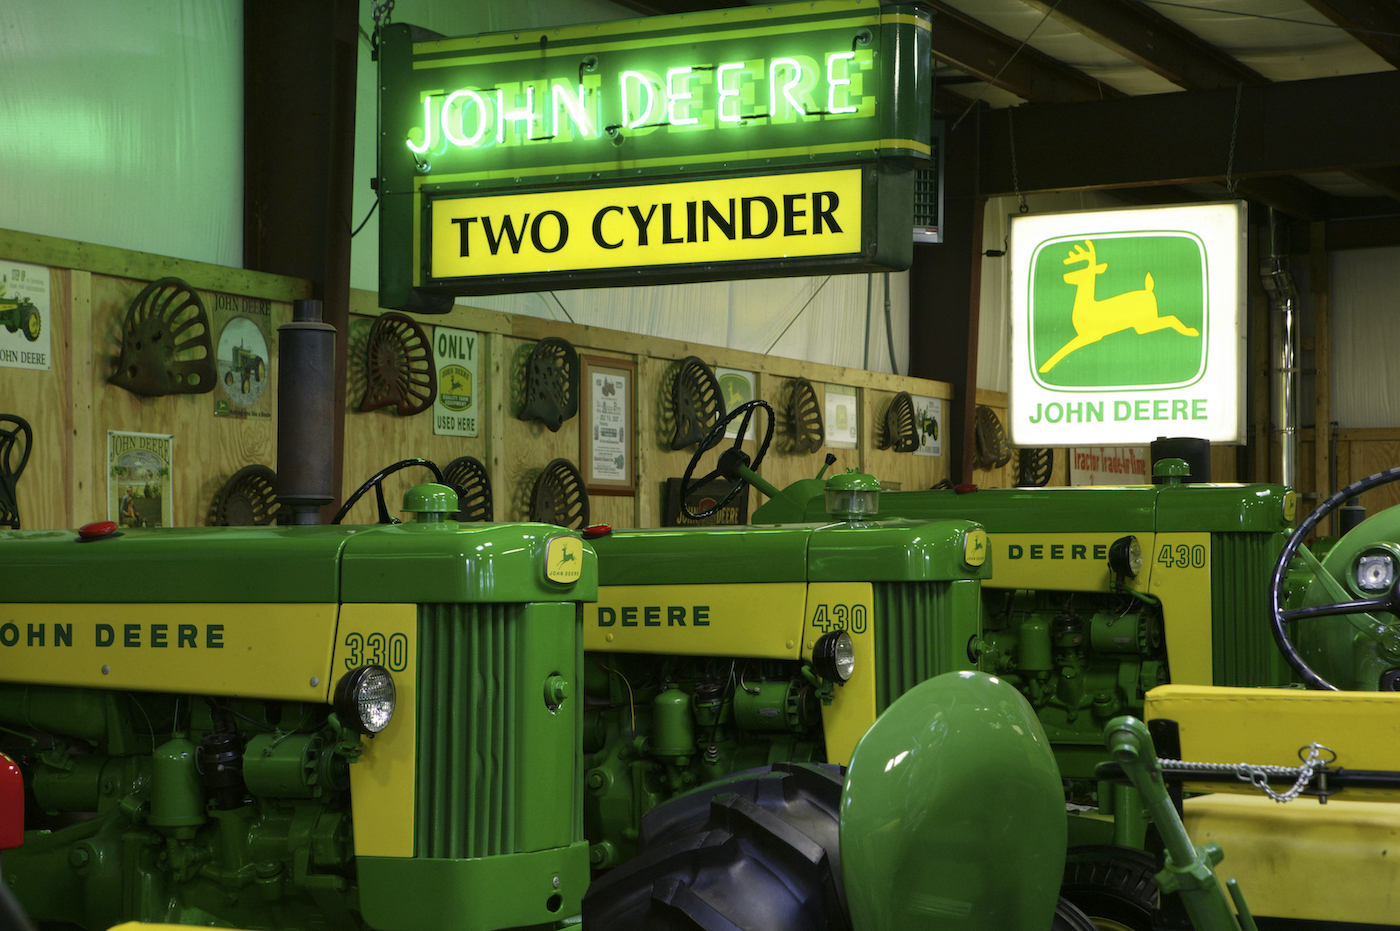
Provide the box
[0,293,41,343]
[0,484,597,931]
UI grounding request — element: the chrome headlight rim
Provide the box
[334,664,396,735]
[812,630,856,683]
[1109,535,1143,580]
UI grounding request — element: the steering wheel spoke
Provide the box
[1281,597,1394,623]
[1270,465,1400,690]
[332,458,445,525]
[679,400,775,522]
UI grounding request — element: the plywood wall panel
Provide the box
[88,275,288,529]
[0,267,73,529]
[339,315,491,525]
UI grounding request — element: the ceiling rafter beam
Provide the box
[979,70,1400,216]
[1022,0,1268,90]
[918,0,1126,103]
[1303,0,1400,68]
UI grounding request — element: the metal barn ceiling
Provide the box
[609,0,1400,245]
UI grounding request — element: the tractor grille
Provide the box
[873,580,978,713]
[1210,532,1292,687]
[416,602,521,858]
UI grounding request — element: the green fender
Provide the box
[840,671,1066,931]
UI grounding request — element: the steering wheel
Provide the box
[680,400,774,521]
[1269,466,1400,690]
[332,458,444,525]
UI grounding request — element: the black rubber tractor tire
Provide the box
[1053,896,1103,931]
[1060,845,1159,931]
[583,762,849,931]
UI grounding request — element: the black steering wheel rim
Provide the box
[679,400,775,521]
[332,458,445,525]
[1269,466,1400,691]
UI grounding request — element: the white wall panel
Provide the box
[1331,246,1400,428]
[0,1,243,267]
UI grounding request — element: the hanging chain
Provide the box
[1224,82,1243,195]
[1160,743,1335,804]
[1009,109,1028,214]
[371,0,396,54]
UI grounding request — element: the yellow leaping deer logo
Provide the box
[1039,240,1200,374]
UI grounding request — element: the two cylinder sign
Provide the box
[432,326,480,437]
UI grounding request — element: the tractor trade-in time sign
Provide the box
[377,0,931,308]
[1008,203,1246,447]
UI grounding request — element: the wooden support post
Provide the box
[909,109,984,483]
[1311,220,1331,529]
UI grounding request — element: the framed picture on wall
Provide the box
[580,354,635,496]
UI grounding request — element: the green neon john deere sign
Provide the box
[377,0,932,307]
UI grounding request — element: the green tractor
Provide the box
[749,450,1296,848]
[0,293,41,343]
[0,481,597,931]
[576,402,1307,929]
[225,341,267,394]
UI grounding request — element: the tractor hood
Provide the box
[591,519,990,586]
[782,482,1293,535]
[0,521,597,604]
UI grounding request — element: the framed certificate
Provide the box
[580,355,635,495]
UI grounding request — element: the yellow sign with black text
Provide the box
[431,169,863,279]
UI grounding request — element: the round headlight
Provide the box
[1356,550,1397,594]
[334,665,396,734]
[1109,535,1143,580]
[812,630,856,683]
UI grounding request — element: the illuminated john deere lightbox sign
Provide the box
[377,0,931,307]
[1008,203,1246,446]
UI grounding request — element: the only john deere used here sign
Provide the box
[377,0,931,307]
[1008,203,1246,447]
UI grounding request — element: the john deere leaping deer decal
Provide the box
[1039,240,1200,374]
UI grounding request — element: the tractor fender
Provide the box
[840,671,1066,931]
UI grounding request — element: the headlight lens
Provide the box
[1356,551,1397,595]
[1109,535,1143,579]
[334,665,396,734]
[813,630,856,683]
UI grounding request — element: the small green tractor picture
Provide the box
[0,283,41,343]
[224,341,267,393]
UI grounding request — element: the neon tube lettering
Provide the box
[770,58,804,117]
[442,89,488,147]
[826,52,857,114]
[666,67,699,126]
[620,70,656,129]
[717,62,744,123]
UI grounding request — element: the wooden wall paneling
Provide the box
[339,314,490,525]
[1311,222,1332,510]
[861,388,945,492]
[0,266,73,530]
[89,275,288,528]
[0,228,311,304]
[68,270,95,527]
[483,332,508,519]
[758,375,841,497]
[501,335,584,523]
[1344,438,1400,517]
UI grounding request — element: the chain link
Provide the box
[371,0,396,52]
[1160,743,1335,803]
[1225,82,1243,195]
[1008,110,1028,214]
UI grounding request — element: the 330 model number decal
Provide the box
[343,631,409,671]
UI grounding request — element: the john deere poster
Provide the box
[108,431,174,528]
[716,368,754,441]
[912,395,942,457]
[824,384,858,449]
[1008,203,1245,447]
[0,260,51,372]
[432,325,479,438]
[212,294,273,419]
